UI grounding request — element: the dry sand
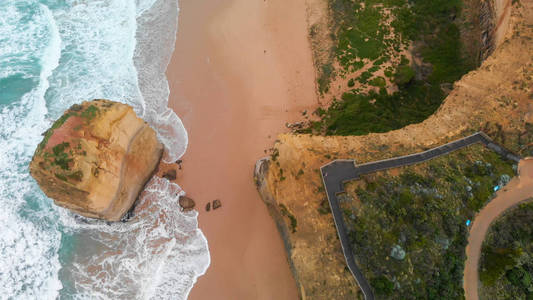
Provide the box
[463,158,533,300]
[166,0,318,298]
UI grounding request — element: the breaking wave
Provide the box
[0,0,209,298]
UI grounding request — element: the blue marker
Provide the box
[466,220,471,226]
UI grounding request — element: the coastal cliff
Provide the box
[257,0,532,298]
[30,99,163,221]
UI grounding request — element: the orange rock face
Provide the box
[30,99,163,221]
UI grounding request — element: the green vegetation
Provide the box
[394,58,415,86]
[52,142,72,170]
[369,76,386,87]
[37,112,73,151]
[81,105,99,121]
[55,173,67,181]
[271,148,280,162]
[312,87,446,135]
[342,145,515,299]
[37,103,100,153]
[479,201,533,299]
[67,170,83,182]
[279,203,298,233]
[296,168,305,179]
[318,64,335,94]
[306,0,477,136]
[317,199,331,215]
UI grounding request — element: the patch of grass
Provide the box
[344,145,515,298]
[358,71,373,84]
[296,169,305,179]
[271,148,280,161]
[308,0,475,136]
[67,170,83,182]
[336,4,387,66]
[394,61,415,86]
[37,113,73,152]
[55,173,67,181]
[52,142,72,170]
[369,76,386,87]
[318,63,335,94]
[480,247,522,286]
[479,201,533,298]
[279,203,298,233]
[81,105,99,122]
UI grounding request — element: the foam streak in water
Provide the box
[0,2,62,298]
[0,0,209,298]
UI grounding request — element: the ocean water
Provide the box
[0,0,210,299]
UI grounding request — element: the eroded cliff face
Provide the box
[30,99,163,221]
[258,1,532,299]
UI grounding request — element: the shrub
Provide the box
[394,64,415,86]
[369,76,386,87]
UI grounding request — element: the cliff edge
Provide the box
[30,99,163,221]
[256,0,532,298]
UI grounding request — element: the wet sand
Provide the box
[463,158,533,300]
[165,0,318,299]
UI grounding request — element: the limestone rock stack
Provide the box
[30,99,163,221]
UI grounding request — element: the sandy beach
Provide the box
[165,0,318,298]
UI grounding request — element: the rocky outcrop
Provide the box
[212,199,222,210]
[179,196,195,211]
[478,0,512,61]
[162,169,177,181]
[254,158,305,298]
[258,1,531,299]
[30,99,163,221]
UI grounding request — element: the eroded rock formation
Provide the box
[30,99,163,221]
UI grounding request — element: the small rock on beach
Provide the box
[213,199,222,210]
[179,196,195,211]
[162,169,177,181]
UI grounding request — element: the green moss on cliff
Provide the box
[52,142,72,170]
[81,105,99,122]
[37,112,74,152]
[279,203,298,233]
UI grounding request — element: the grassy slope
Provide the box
[308,0,476,136]
[479,201,533,299]
[342,144,515,298]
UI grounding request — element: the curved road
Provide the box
[463,158,533,300]
[320,132,520,300]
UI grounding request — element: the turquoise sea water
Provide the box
[0,1,210,298]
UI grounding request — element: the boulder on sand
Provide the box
[29,99,163,221]
[179,196,195,211]
[213,199,222,210]
[162,169,177,181]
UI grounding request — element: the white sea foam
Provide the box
[58,178,209,299]
[44,0,142,116]
[0,0,209,298]
[134,0,188,162]
[0,2,62,298]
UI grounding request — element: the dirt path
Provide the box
[463,158,533,300]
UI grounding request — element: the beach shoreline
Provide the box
[165,0,319,298]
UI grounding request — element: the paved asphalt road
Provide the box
[320,132,520,300]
